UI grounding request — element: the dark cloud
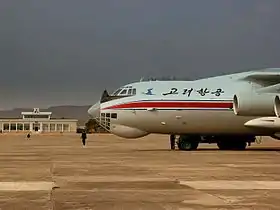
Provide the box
[0,0,280,109]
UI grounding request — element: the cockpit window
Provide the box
[120,89,127,95]
[132,88,136,95]
[112,86,137,96]
[112,88,122,95]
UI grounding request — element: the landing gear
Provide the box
[170,134,254,151]
[215,135,254,150]
[177,135,200,151]
[217,141,247,150]
[170,134,176,150]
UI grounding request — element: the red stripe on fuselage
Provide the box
[102,101,233,110]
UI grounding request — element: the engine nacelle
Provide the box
[233,92,276,116]
[274,95,280,118]
[110,124,149,139]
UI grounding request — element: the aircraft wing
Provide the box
[238,71,280,135]
[241,72,280,93]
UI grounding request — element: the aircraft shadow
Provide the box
[133,147,280,152]
[197,147,280,152]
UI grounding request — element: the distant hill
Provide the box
[0,105,92,126]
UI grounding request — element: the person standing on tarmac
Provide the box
[81,130,87,147]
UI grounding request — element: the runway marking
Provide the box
[223,164,280,168]
[180,181,280,190]
[0,182,56,191]
[55,175,172,182]
[181,193,227,206]
[165,167,225,171]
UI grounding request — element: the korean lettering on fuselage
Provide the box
[162,87,225,97]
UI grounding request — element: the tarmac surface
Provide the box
[0,133,280,209]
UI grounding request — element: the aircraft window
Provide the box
[120,89,127,95]
[113,89,122,96]
[112,87,136,96]
[132,88,136,95]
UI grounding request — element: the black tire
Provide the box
[234,141,247,150]
[177,135,199,151]
[217,141,247,150]
[217,141,231,150]
[190,141,199,150]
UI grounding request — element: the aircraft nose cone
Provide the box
[88,101,100,118]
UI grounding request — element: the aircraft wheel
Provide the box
[234,141,247,150]
[217,141,247,150]
[177,135,199,151]
[217,141,231,150]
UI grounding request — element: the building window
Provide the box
[42,124,49,131]
[24,124,30,130]
[111,113,117,119]
[3,124,9,130]
[63,124,69,132]
[10,124,16,130]
[24,115,49,119]
[50,124,56,131]
[17,123,23,130]
[57,124,62,131]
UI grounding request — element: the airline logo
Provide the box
[142,88,155,95]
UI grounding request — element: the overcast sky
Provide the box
[1,0,280,109]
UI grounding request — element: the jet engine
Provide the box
[274,95,280,118]
[233,92,275,116]
[110,124,149,139]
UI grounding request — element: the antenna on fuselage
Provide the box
[140,77,144,82]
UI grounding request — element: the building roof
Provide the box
[21,108,52,115]
[21,112,52,115]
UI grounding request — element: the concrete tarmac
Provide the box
[0,133,280,209]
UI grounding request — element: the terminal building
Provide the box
[0,108,78,133]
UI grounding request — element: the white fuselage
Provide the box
[91,75,274,137]
[100,99,265,136]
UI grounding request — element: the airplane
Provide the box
[88,68,280,151]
